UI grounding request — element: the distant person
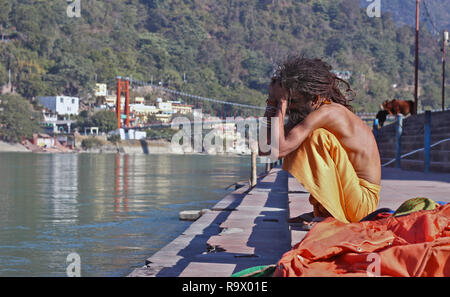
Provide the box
[261,56,381,223]
[376,109,388,127]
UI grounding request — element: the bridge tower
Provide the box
[116,76,131,129]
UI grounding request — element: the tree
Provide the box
[1,0,449,112]
[0,94,42,143]
[0,62,7,86]
[0,0,12,27]
[91,110,117,133]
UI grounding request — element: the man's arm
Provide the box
[275,100,330,158]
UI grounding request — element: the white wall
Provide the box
[39,96,79,115]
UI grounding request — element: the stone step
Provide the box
[402,130,450,142]
[400,159,450,173]
[401,117,450,125]
[381,158,450,173]
[380,150,450,162]
[377,119,450,137]
[377,133,450,146]
[376,129,449,140]
[378,140,450,152]
[403,126,450,136]
[403,111,450,123]
[378,123,450,138]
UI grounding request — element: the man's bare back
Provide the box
[303,103,381,185]
[268,83,381,186]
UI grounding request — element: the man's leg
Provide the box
[282,128,379,223]
[309,195,332,218]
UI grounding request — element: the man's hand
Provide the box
[266,98,278,107]
[279,98,288,116]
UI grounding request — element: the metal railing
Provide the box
[375,111,449,173]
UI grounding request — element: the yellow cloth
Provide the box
[282,128,380,223]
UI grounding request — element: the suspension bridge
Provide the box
[114,76,265,130]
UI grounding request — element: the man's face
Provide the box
[267,82,315,124]
[285,89,316,125]
[268,82,287,103]
[288,90,313,111]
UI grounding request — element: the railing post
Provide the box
[373,118,379,139]
[251,150,257,187]
[395,114,403,168]
[424,111,431,173]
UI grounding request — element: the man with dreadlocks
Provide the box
[261,56,381,223]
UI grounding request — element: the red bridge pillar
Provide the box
[116,76,131,129]
[116,76,122,129]
[125,78,130,128]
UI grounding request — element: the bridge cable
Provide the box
[129,78,265,111]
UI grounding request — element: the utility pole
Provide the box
[443,30,448,111]
[414,0,420,115]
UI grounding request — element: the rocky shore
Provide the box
[0,139,187,155]
[0,138,251,156]
[0,140,31,153]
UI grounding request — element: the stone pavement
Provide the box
[128,166,450,277]
[378,167,450,209]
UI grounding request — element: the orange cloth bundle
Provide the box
[273,204,450,277]
[282,128,380,223]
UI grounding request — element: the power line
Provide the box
[423,0,440,35]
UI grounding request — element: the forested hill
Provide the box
[360,0,450,33]
[0,0,448,113]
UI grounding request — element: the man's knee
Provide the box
[302,128,334,153]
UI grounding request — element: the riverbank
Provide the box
[0,138,253,156]
[0,140,31,152]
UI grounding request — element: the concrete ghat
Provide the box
[128,167,297,277]
[128,166,450,277]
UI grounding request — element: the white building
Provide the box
[111,128,147,140]
[135,97,145,104]
[172,103,194,115]
[157,101,173,114]
[38,96,79,116]
[130,104,158,114]
[94,83,107,97]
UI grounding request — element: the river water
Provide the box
[0,152,263,276]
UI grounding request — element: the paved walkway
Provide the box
[128,166,450,277]
[378,167,450,209]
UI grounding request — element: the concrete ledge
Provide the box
[128,165,450,277]
[128,167,291,277]
[179,210,207,221]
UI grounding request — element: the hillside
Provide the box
[360,0,450,33]
[0,0,449,113]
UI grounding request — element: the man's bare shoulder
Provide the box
[304,102,348,128]
[305,102,369,137]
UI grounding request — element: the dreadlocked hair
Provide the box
[273,56,355,113]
